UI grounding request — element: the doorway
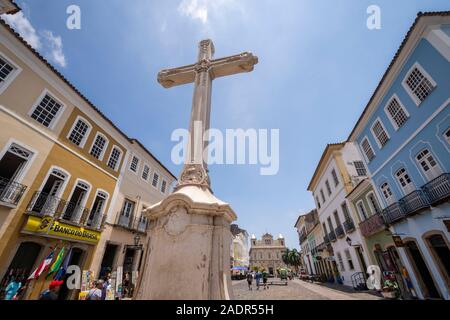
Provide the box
[0,144,32,203]
[63,181,89,222]
[58,247,84,300]
[355,246,368,274]
[0,241,42,300]
[405,241,441,299]
[426,234,450,285]
[31,169,67,215]
[99,244,118,278]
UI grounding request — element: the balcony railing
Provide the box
[359,213,385,237]
[26,191,66,217]
[136,217,148,233]
[26,191,105,230]
[343,218,355,233]
[0,177,27,206]
[335,225,345,238]
[422,173,450,206]
[328,230,337,242]
[382,202,405,225]
[117,213,133,229]
[400,190,429,216]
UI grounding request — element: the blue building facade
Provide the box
[349,13,450,300]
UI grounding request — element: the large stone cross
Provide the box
[158,39,258,190]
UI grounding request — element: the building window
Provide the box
[142,165,150,181]
[0,56,15,85]
[68,118,90,147]
[337,252,345,271]
[416,149,443,181]
[395,168,415,195]
[315,196,321,209]
[371,119,390,148]
[331,169,339,186]
[354,161,367,176]
[444,127,450,145]
[356,200,368,221]
[361,138,375,162]
[403,64,436,105]
[30,93,63,128]
[385,96,409,130]
[320,189,326,203]
[90,134,108,160]
[161,180,167,193]
[380,182,395,205]
[325,180,332,196]
[341,202,351,221]
[107,147,122,171]
[130,156,139,172]
[152,172,159,187]
[366,192,381,214]
[345,249,354,270]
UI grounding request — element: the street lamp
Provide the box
[134,233,141,246]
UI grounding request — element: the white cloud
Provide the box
[42,30,67,68]
[178,0,208,24]
[2,11,41,49]
[177,0,243,25]
[2,12,67,68]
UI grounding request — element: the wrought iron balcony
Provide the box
[136,217,148,233]
[343,218,355,233]
[400,190,429,216]
[26,191,66,217]
[382,202,405,225]
[328,230,337,242]
[61,202,90,224]
[0,177,27,206]
[359,213,385,237]
[117,213,133,229]
[86,212,106,230]
[422,173,450,206]
[335,225,345,238]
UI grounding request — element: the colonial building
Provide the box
[90,139,176,298]
[0,13,174,300]
[249,233,286,275]
[230,224,249,269]
[348,12,450,300]
[307,142,370,288]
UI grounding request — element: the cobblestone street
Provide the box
[232,279,384,300]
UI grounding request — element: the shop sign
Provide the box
[392,236,404,248]
[23,216,101,244]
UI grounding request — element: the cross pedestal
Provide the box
[135,40,257,300]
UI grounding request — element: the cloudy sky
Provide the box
[3,0,450,248]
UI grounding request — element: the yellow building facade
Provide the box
[0,18,134,300]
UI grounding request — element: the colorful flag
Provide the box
[54,247,72,280]
[46,247,65,278]
[27,249,55,281]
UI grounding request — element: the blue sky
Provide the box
[4,0,450,248]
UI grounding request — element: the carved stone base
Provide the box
[134,185,236,300]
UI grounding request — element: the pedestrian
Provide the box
[246,272,253,291]
[86,280,104,300]
[39,280,64,300]
[262,272,268,290]
[255,271,261,290]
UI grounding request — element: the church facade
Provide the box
[249,233,287,275]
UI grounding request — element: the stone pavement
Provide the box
[232,279,384,300]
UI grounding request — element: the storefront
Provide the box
[0,215,101,300]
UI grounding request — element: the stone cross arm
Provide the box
[157,52,258,88]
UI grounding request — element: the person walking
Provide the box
[39,280,64,300]
[255,271,261,290]
[246,272,253,291]
[262,272,268,290]
[86,280,104,300]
